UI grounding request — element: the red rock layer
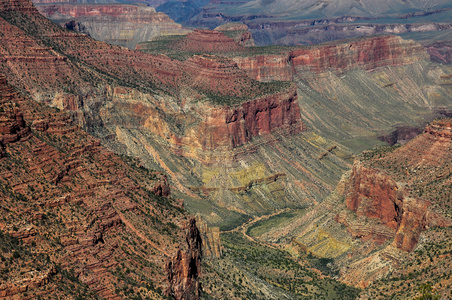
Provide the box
[233,54,293,82]
[340,140,451,252]
[224,86,302,147]
[290,35,428,73]
[229,36,427,82]
[173,29,243,53]
[0,74,183,299]
[158,86,304,160]
[345,163,402,230]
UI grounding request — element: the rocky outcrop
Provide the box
[174,29,243,53]
[166,218,202,300]
[214,23,255,47]
[344,163,402,230]
[144,85,304,162]
[36,3,190,48]
[424,119,452,138]
[152,173,171,197]
[232,54,293,82]
[339,158,451,252]
[195,216,221,258]
[290,35,428,74]
[426,41,452,65]
[0,75,31,145]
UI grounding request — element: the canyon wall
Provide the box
[290,35,428,73]
[0,73,187,299]
[337,119,452,252]
[231,35,428,82]
[36,3,190,48]
[144,85,304,162]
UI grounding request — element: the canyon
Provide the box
[0,0,451,298]
[35,3,190,48]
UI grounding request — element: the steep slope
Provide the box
[247,120,452,297]
[0,1,361,298]
[0,73,198,299]
[140,33,452,152]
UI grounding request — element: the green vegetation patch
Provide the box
[216,232,360,299]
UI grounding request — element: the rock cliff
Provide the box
[339,161,450,252]
[35,3,190,48]
[144,84,304,162]
[166,218,203,300]
[174,29,243,53]
[226,35,427,82]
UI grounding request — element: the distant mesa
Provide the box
[34,2,191,48]
[174,29,244,53]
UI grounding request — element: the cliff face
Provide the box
[144,85,304,161]
[290,36,428,73]
[232,54,293,82]
[174,29,243,53]
[228,35,427,82]
[36,3,190,48]
[337,119,452,253]
[166,218,203,300]
[339,162,451,252]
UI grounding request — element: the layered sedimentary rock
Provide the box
[214,23,255,47]
[290,35,428,73]
[232,54,293,82]
[337,120,452,252]
[0,74,186,299]
[36,3,190,48]
[195,216,221,258]
[145,84,303,161]
[174,29,243,53]
[166,218,203,300]
[226,35,428,82]
[250,21,452,46]
[338,162,450,252]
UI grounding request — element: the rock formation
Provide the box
[215,35,427,82]
[214,23,255,47]
[195,216,221,258]
[339,161,450,252]
[0,73,187,299]
[174,29,243,53]
[35,3,190,48]
[166,218,203,300]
